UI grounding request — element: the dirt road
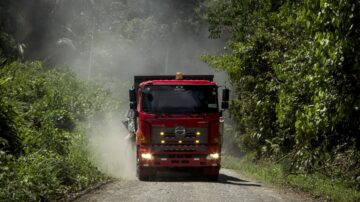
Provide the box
[74,168,312,202]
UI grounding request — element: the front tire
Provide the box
[137,166,155,181]
[204,167,220,182]
[137,169,150,181]
[207,173,219,181]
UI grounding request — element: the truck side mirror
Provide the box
[222,88,230,102]
[129,89,137,109]
[221,88,230,110]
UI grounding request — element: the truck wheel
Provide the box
[137,166,155,181]
[138,173,150,181]
[207,173,219,182]
[204,167,219,182]
[137,166,149,181]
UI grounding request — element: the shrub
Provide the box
[0,61,117,201]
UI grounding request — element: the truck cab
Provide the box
[127,73,229,181]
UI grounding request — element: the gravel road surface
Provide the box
[74,168,313,202]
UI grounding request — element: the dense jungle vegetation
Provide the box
[1,0,360,201]
[0,62,117,201]
[204,0,360,192]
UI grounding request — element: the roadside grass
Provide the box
[222,155,360,202]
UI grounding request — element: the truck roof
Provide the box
[134,75,215,88]
[139,79,217,87]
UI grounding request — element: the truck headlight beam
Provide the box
[141,153,153,160]
[207,153,220,160]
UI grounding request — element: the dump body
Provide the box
[127,74,227,181]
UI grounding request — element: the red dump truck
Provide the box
[125,73,229,181]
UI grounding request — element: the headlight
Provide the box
[207,153,220,160]
[141,153,153,160]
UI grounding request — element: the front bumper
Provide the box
[140,157,220,168]
[138,144,220,168]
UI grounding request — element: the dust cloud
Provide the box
[11,0,237,178]
[70,1,229,179]
[77,1,232,178]
[87,112,136,180]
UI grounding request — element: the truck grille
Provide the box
[151,127,208,152]
[152,145,207,152]
[153,154,207,158]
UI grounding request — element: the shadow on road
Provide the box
[151,170,261,187]
[217,173,261,187]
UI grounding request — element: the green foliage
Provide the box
[223,155,360,202]
[205,0,360,189]
[0,61,118,201]
[204,0,287,157]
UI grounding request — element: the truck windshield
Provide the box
[142,85,218,114]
